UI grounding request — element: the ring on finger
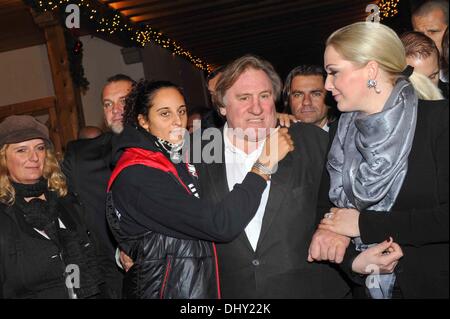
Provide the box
[324,212,334,219]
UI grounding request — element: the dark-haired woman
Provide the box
[106,80,293,299]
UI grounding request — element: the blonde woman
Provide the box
[309,22,448,298]
[0,115,102,298]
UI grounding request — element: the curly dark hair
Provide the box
[123,80,184,128]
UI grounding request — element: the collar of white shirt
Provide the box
[223,122,266,157]
[322,122,330,132]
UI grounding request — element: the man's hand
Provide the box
[119,250,134,272]
[308,229,351,264]
[276,112,298,128]
[257,127,294,171]
[319,207,361,237]
[352,237,403,275]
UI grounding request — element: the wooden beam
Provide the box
[181,10,365,51]
[0,97,55,118]
[31,9,83,150]
[0,96,62,154]
[135,0,314,27]
[106,0,203,14]
[123,0,216,19]
[0,2,45,52]
[170,1,363,41]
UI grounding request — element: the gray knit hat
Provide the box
[0,115,51,148]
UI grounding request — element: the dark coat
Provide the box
[0,194,101,299]
[438,80,449,99]
[195,123,351,298]
[62,132,123,298]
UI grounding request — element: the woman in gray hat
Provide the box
[0,115,102,299]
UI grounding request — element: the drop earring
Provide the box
[367,79,381,94]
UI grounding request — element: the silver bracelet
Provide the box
[252,160,273,175]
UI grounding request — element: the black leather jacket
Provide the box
[105,147,221,299]
[108,218,220,299]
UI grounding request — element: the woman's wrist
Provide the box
[250,166,270,181]
[253,159,275,174]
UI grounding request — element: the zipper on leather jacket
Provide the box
[160,255,173,299]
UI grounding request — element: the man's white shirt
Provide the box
[223,123,270,251]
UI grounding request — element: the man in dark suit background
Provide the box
[195,55,350,298]
[62,74,134,298]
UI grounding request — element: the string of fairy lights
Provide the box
[378,0,400,20]
[30,0,401,72]
[30,0,212,71]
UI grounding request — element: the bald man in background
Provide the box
[78,126,103,140]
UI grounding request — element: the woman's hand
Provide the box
[257,127,294,171]
[276,112,298,128]
[318,207,361,237]
[119,250,134,272]
[352,237,403,275]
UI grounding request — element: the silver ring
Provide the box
[324,212,334,219]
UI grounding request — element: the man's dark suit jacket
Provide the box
[438,80,449,99]
[62,132,123,298]
[195,123,350,298]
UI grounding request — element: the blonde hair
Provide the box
[326,22,443,100]
[0,144,67,206]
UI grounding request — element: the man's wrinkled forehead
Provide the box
[413,9,447,28]
[227,68,273,94]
